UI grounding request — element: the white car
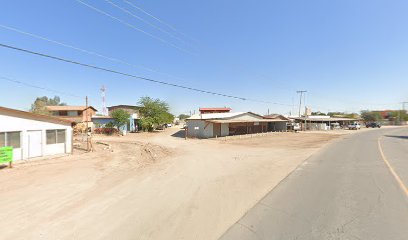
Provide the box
[348,122,361,130]
[166,123,173,128]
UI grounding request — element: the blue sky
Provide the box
[1,0,407,115]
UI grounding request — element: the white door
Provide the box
[28,131,42,158]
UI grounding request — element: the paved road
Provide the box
[220,127,408,240]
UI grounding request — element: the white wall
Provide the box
[221,123,229,136]
[0,114,72,161]
[186,120,214,138]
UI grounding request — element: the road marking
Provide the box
[377,136,408,198]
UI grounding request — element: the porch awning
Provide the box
[207,119,288,124]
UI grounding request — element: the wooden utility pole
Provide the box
[400,102,408,125]
[297,90,307,130]
[297,90,307,117]
[86,96,90,151]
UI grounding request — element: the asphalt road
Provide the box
[220,127,408,240]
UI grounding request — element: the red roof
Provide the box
[199,108,231,111]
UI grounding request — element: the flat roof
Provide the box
[199,107,231,111]
[92,115,113,119]
[0,106,73,126]
[292,117,356,121]
[208,119,288,123]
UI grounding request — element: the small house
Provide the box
[46,105,97,123]
[0,106,73,161]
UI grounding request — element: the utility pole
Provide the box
[401,101,408,125]
[86,96,90,151]
[297,90,307,117]
[297,90,307,131]
[101,85,107,116]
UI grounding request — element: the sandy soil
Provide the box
[0,127,360,240]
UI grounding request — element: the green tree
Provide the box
[390,110,408,122]
[30,96,66,115]
[328,112,344,117]
[178,114,190,120]
[311,111,326,116]
[361,110,383,122]
[138,96,173,131]
[110,109,130,131]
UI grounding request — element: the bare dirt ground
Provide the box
[0,127,374,240]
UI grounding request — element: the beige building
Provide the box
[186,112,288,138]
[46,106,97,123]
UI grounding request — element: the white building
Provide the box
[186,112,288,138]
[0,106,73,161]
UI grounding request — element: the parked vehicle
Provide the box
[348,122,361,130]
[366,122,381,128]
[330,122,341,130]
[166,123,173,128]
[156,125,165,130]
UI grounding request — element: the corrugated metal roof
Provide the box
[187,112,247,120]
[186,112,289,123]
[263,114,290,120]
[208,119,287,123]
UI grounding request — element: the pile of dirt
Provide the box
[140,143,172,163]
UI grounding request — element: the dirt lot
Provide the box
[0,128,354,240]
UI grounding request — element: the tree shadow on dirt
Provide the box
[0,164,9,170]
[385,135,408,140]
[171,130,186,138]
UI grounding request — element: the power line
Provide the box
[0,43,292,105]
[0,25,291,106]
[75,0,192,55]
[123,0,199,44]
[105,0,190,46]
[0,76,81,98]
[0,43,291,105]
[0,24,186,80]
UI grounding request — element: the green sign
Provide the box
[0,146,13,164]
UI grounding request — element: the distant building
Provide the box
[46,106,97,123]
[107,105,141,117]
[101,105,143,132]
[186,112,288,138]
[199,107,232,114]
[0,106,73,161]
[291,115,357,130]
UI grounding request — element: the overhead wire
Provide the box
[0,76,81,98]
[0,24,186,80]
[123,0,199,44]
[0,43,292,105]
[0,43,293,105]
[103,1,399,111]
[75,0,193,55]
[104,0,190,46]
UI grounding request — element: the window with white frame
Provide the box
[0,131,21,148]
[46,129,66,144]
